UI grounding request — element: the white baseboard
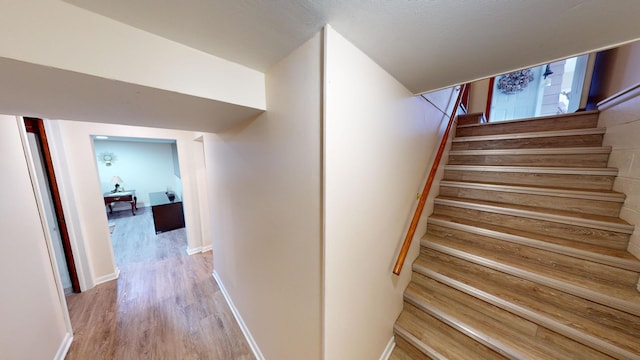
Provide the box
[379,336,396,360]
[186,246,203,255]
[187,245,212,255]
[212,271,265,360]
[54,332,73,360]
[94,268,120,286]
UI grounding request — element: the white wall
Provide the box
[94,140,181,210]
[0,0,265,110]
[601,41,640,98]
[0,116,70,359]
[193,138,213,250]
[46,120,205,287]
[596,41,640,260]
[599,92,640,260]
[468,78,491,115]
[323,26,451,360]
[205,33,323,360]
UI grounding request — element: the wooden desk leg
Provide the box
[130,200,136,215]
[108,204,113,213]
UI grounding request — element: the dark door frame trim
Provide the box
[485,77,495,121]
[24,117,81,293]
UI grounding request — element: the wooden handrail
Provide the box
[393,84,468,275]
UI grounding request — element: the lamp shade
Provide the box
[111,176,123,184]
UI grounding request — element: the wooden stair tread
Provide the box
[427,214,640,271]
[454,112,600,139]
[444,166,616,191]
[440,180,626,202]
[395,304,506,359]
[450,134,605,151]
[449,146,612,156]
[456,110,600,130]
[447,147,610,168]
[420,235,640,316]
[444,164,618,175]
[423,229,638,288]
[453,127,606,143]
[411,256,640,359]
[435,192,630,250]
[404,282,613,359]
[435,196,633,232]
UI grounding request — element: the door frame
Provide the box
[24,117,81,293]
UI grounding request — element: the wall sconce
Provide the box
[99,152,117,166]
[111,176,124,193]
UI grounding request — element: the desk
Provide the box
[149,192,185,233]
[103,190,137,215]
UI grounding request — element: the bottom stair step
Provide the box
[395,302,507,359]
[413,249,640,359]
[391,337,429,360]
[399,278,616,359]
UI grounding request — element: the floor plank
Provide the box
[65,208,253,360]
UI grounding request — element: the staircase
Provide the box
[391,111,640,360]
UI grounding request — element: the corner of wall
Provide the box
[54,333,73,360]
[44,120,96,291]
[185,246,203,255]
[378,336,396,360]
[94,267,120,286]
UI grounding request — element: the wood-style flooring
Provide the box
[65,208,253,360]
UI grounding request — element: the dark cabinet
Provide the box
[149,192,185,234]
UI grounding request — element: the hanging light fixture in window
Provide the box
[543,64,554,86]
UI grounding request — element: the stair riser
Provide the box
[455,113,599,137]
[447,153,609,167]
[426,224,639,287]
[457,113,487,126]
[432,204,630,249]
[451,134,604,150]
[417,249,640,347]
[439,186,622,217]
[393,336,431,360]
[444,170,615,191]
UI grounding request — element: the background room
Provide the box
[92,135,187,266]
[93,136,183,211]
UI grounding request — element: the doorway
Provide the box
[91,135,187,268]
[489,54,592,122]
[23,118,80,294]
[490,66,544,121]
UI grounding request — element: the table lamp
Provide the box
[111,176,124,193]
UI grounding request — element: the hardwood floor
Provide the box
[65,208,253,360]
